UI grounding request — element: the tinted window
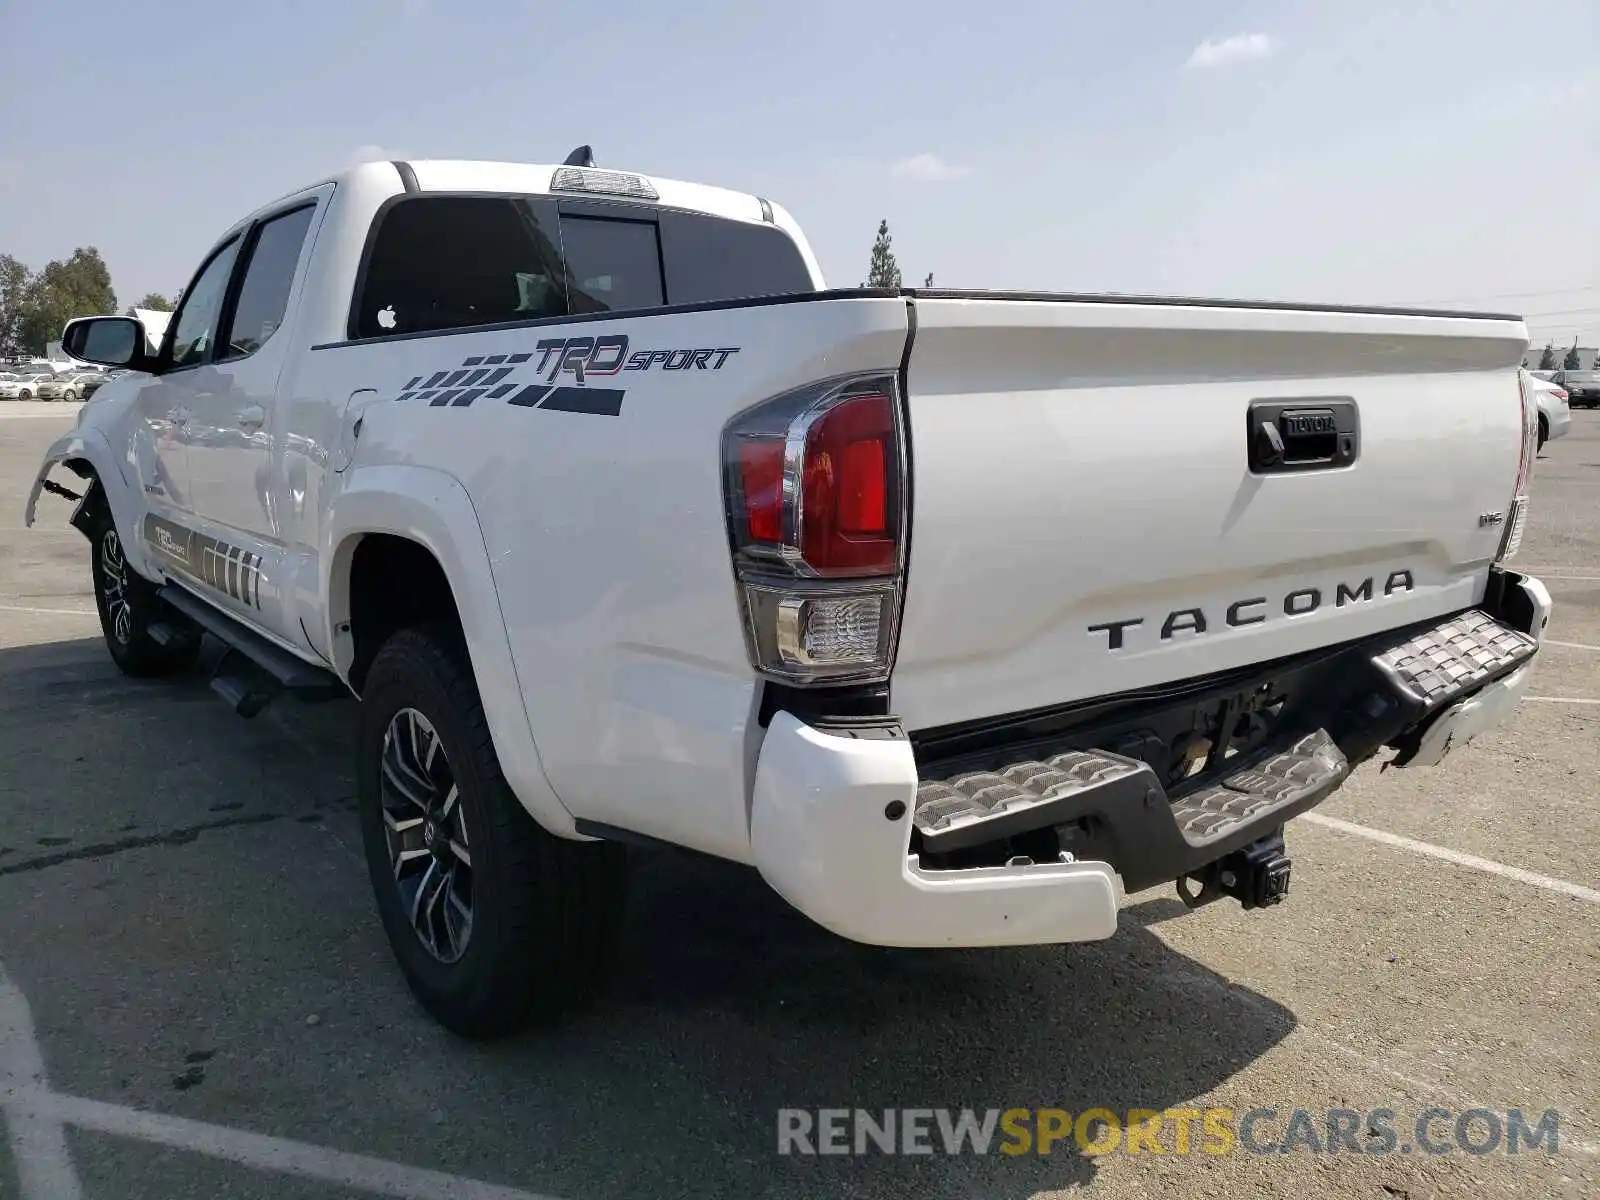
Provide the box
[559,216,665,314]
[659,211,812,304]
[219,205,315,360]
[168,239,241,368]
[354,196,567,339]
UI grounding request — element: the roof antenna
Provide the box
[563,145,595,167]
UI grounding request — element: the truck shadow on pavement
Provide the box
[0,635,1297,1199]
[514,852,1298,1195]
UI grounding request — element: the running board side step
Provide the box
[157,585,345,717]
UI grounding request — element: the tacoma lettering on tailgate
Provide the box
[1088,571,1416,650]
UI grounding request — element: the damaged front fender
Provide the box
[23,431,89,529]
[24,426,156,580]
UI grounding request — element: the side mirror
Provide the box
[62,316,154,371]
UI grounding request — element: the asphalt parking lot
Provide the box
[0,400,1595,1199]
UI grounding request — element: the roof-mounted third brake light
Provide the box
[551,146,659,202]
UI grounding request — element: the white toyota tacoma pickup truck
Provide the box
[28,153,1552,1037]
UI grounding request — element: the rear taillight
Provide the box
[723,375,905,684]
[1497,373,1538,562]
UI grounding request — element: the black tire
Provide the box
[18,389,31,400]
[62,389,78,402]
[357,625,627,1039]
[1537,415,1548,452]
[87,506,202,677]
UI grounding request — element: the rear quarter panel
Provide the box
[302,296,909,859]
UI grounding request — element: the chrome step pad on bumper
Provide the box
[915,731,1348,857]
[910,607,1538,883]
[1369,609,1537,720]
[1167,730,1347,847]
[915,751,1152,854]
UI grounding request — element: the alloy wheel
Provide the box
[100,529,132,645]
[380,708,474,963]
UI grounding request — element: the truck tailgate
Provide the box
[892,295,1530,731]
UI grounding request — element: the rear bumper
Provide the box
[748,570,1549,948]
[750,714,1122,947]
[1401,572,1549,766]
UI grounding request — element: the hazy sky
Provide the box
[2,0,1595,345]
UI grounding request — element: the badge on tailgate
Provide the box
[1247,397,1359,473]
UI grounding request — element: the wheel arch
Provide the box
[25,428,158,580]
[325,464,578,837]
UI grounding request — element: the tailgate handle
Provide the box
[1248,398,1358,474]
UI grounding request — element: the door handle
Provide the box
[237,404,266,430]
[1246,399,1359,474]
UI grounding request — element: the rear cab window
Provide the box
[351,193,812,340]
[559,216,664,314]
[657,210,813,306]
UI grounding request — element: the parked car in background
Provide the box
[78,372,111,398]
[36,371,98,401]
[1522,368,1570,450]
[0,370,55,400]
[1550,369,1600,408]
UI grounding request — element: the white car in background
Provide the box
[0,370,55,400]
[1522,368,1570,451]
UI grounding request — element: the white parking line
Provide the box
[1318,1040,1600,1157]
[0,604,95,618]
[9,1089,562,1200]
[0,964,85,1200]
[1523,696,1600,705]
[0,954,561,1199]
[1543,639,1600,652]
[1302,814,1600,906]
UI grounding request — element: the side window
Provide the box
[218,205,316,361]
[558,216,665,314]
[354,197,567,339]
[659,211,813,305]
[167,239,241,369]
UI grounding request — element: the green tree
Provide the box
[1562,340,1581,370]
[1536,342,1557,371]
[128,292,175,314]
[17,247,118,354]
[863,219,902,289]
[0,255,30,358]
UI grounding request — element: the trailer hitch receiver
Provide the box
[1177,831,1292,910]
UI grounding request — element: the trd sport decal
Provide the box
[143,514,265,610]
[391,335,740,417]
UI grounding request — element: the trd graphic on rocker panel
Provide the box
[391,335,741,417]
